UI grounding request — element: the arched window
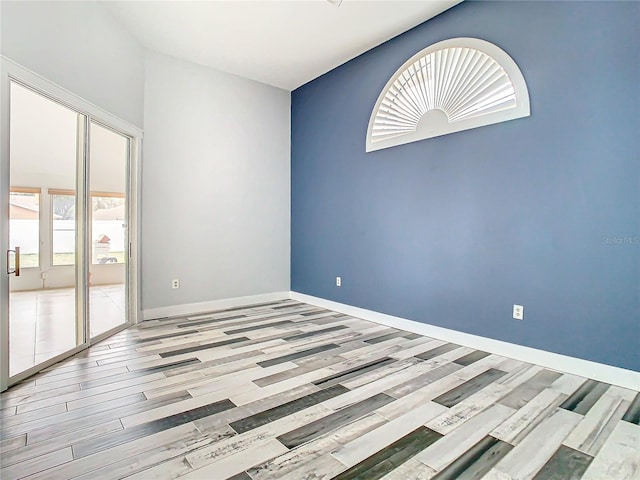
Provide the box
[366,38,530,152]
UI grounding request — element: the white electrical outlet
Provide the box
[513,304,524,320]
[41,272,47,280]
[172,279,180,289]
[336,276,341,287]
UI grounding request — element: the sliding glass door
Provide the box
[89,121,129,339]
[1,68,139,388]
[8,81,86,377]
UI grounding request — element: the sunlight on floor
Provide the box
[9,284,126,377]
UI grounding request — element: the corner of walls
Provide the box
[286,87,293,293]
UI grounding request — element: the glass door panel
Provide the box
[9,189,40,268]
[8,81,85,377]
[51,192,77,266]
[89,122,129,338]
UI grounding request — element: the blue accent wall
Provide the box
[291,1,640,371]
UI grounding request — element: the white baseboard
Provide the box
[290,291,640,391]
[140,289,639,390]
[142,291,291,321]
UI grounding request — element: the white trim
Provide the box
[1,56,143,136]
[5,285,638,391]
[1,56,10,392]
[129,135,142,327]
[142,291,291,321]
[290,291,640,391]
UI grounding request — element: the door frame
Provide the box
[0,56,143,392]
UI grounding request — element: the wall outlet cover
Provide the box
[513,304,524,320]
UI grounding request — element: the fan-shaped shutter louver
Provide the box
[366,38,530,152]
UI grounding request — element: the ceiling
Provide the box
[103,0,462,91]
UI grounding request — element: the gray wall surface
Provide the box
[142,52,291,310]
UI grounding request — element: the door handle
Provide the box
[6,246,20,276]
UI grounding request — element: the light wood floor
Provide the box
[1,299,639,479]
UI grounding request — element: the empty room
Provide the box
[0,0,638,479]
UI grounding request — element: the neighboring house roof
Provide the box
[93,204,125,221]
[10,201,125,220]
[9,203,39,220]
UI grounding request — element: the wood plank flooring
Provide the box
[1,299,639,480]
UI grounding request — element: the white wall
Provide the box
[0,0,145,128]
[142,53,290,310]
